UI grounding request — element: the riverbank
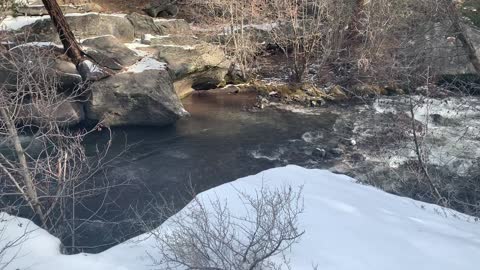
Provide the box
[1,165,479,270]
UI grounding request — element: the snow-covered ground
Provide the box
[1,165,479,270]
[0,13,126,31]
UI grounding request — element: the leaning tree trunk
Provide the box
[41,0,109,81]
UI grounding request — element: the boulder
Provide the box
[53,59,82,91]
[21,13,135,43]
[154,18,192,35]
[152,38,229,97]
[126,13,192,38]
[82,35,141,70]
[0,134,46,159]
[19,98,85,127]
[86,57,188,126]
[144,0,178,18]
[1,43,81,92]
[174,69,228,99]
[126,12,164,38]
[154,41,228,78]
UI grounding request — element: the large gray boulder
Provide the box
[86,57,188,126]
[126,12,165,38]
[154,18,192,35]
[82,35,141,70]
[154,38,229,78]
[151,38,229,97]
[21,13,135,43]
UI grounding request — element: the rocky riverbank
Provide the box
[0,11,230,127]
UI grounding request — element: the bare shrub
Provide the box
[0,42,120,252]
[150,185,304,270]
[268,0,350,83]
[186,0,269,81]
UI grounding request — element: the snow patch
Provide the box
[10,42,62,50]
[124,42,151,57]
[124,57,167,73]
[0,15,48,30]
[0,13,127,31]
[156,44,196,50]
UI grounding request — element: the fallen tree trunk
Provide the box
[41,0,110,81]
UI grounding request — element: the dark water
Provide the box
[78,90,338,252]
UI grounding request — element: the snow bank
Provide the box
[0,13,127,31]
[0,15,49,31]
[1,165,479,270]
[10,42,62,50]
[124,41,152,57]
[124,57,167,73]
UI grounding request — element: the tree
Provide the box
[0,43,115,251]
[150,185,304,270]
[40,0,109,81]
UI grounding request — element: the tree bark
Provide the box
[41,0,110,80]
[41,0,83,65]
[0,107,47,227]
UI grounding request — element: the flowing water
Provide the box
[79,89,339,252]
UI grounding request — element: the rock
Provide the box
[144,0,179,18]
[19,98,85,127]
[312,148,326,159]
[126,13,164,38]
[86,57,188,126]
[77,59,109,81]
[0,135,46,158]
[328,148,344,158]
[82,35,141,70]
[350,153,366,162]
[126,13,192,38]
[352,84,387,96]
[152,38,229,97]
[21,13,135,43]
[1,44,81,92]
[328,85,348,101]
[53,59,82,91]
[174,69,228,98]
[339,137,357,146]
[154,42,228,78]
[154,18,192,35]
[430,113,458,126]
